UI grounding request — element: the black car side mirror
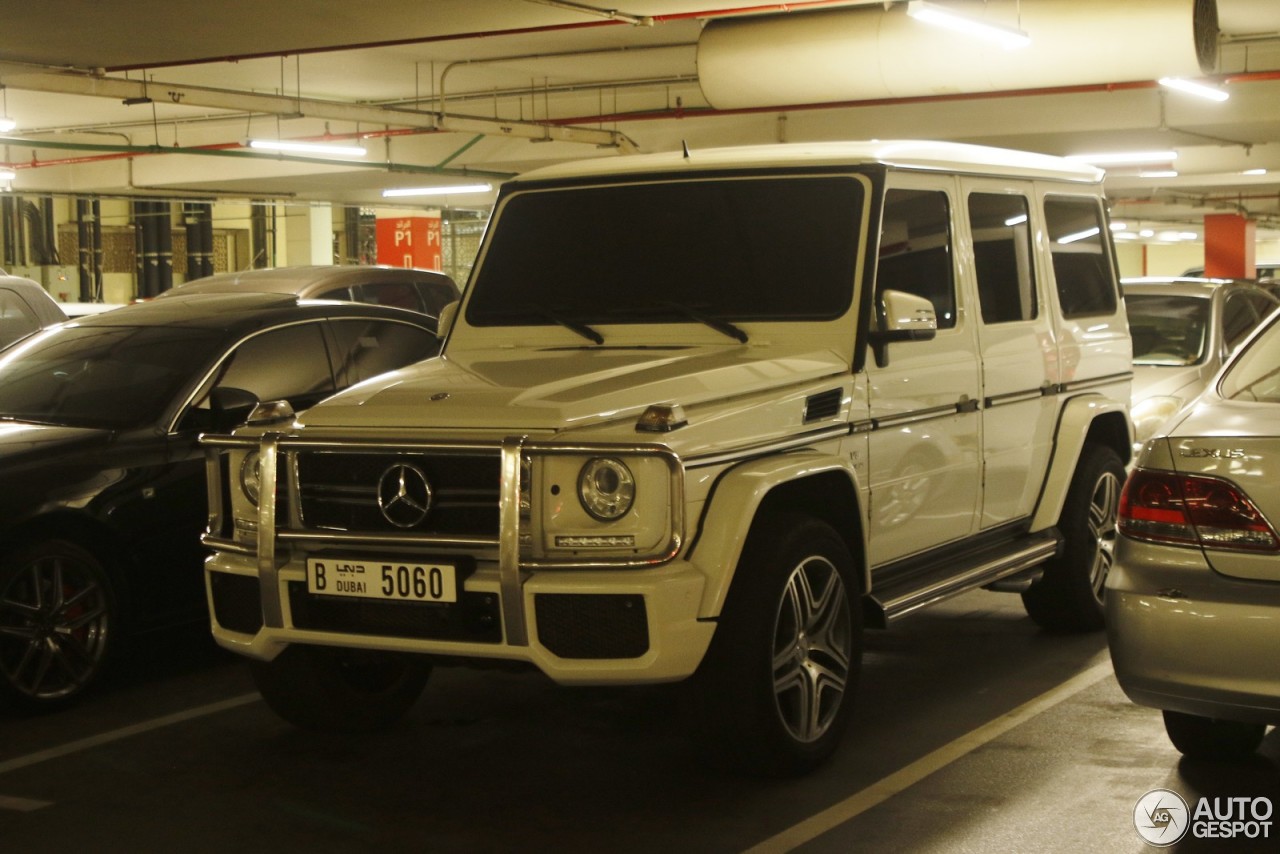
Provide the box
[207,386,261,432]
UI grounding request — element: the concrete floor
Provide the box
[2,589,1277,853]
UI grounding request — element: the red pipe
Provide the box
[105,1,865,73]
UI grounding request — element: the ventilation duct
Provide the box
[698,0,1219,110]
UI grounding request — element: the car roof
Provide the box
[166,265,455,297]
[65,291,435,334]
[510,139,1105,186]
[0,274,70,326]
[1121,277,1270,298]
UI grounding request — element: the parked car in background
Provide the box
[1109,307,1280,759]
[0,275,68,349]
[160,265,460,321]
[1183,262,1280,280]
[0,293,440,711]
[59,301,129,318]
[1122,277,1279,449]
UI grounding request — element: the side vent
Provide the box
[804,388,843,423]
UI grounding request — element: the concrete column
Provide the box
[1203,213,1256,278]
[284,203,335,265]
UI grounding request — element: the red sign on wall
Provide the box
[376,216,442,270]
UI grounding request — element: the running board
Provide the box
[865,534,1061,629]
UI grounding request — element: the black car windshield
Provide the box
[465,175,863,328]
[0,325,224,429]
[1126,294,1210,366]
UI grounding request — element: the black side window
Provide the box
[1044,196,1117,318]
[351,282,427,314]
[328,319,440,385]
[1222,292,1261,350]
[969,193,1037,324]
[0,288,41,346]
[212,323,336,410]
[877,189,956,329]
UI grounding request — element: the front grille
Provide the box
[293,450,501,535]
[210,572,264,634]
[534,593,649,659]
[288,582,502,643]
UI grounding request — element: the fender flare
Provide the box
[686,451,866,619]
[1029,394,1132,531]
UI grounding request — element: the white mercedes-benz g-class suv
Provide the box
[202,141,1131,775]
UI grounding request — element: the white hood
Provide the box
[302,345,849,433]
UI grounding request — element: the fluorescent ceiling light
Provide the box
[0,169,14,180]
[906,0,1030,50]
[1159,77,1229,102]
[0,118,15,133]
[1065,150,1177,166]
[1004,213,1029,226]
[1057,226,1100,245]
[1243,168,1268,176]
[1139,170,1179,178]
[1109,222,1126,231]
[247,138,367,157]
[382,183,493,198]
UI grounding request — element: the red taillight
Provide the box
[1120,469,1280,552]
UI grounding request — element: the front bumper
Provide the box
[1106,536,1280,725]
[205,551,714,685]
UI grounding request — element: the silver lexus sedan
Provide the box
[1108,304,1280,758]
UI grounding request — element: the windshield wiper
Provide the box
[662,301,748,343]
[529,305,603,345]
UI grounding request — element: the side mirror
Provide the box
[207,386,261,432]
[868,290,938,367]
[436,300,459,339]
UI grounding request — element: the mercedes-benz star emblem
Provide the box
[377,463,433,528]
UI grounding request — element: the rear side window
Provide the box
[877,189,956,328]
[350,282,427,314]
[1044,196,1117,318]
[968,193,1037,324]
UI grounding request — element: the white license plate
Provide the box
[306,558,458,604]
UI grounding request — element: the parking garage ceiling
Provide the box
[2,0,1280,236]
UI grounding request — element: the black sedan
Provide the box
[0,293,440,710]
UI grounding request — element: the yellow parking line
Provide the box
[743,658,1115,854]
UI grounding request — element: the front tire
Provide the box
[698,513,862,777]
[1163,710,1266,760]
[1023,445,1124,632]
[251,644,431,731]
[0,539,116,711]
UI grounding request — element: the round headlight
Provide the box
[578,457,635,521]
[240,451,262,507]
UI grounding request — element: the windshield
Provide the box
[1220,316,1280,403]
[1126,294,1210,366]
[465,175,864,329]
[0,325,223,429]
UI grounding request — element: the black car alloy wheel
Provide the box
[0,540,113,709]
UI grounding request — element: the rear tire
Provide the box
[1163,710,1266,760]
[251,644,430,731]
[698,513,862,777]
[1023,445,1124,632]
